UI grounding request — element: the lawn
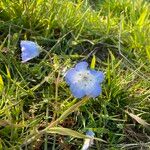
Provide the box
[0,0,150,149]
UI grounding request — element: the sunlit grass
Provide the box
[0,0,150,149]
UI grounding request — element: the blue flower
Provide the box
[82,130,95,150]
[20,40,41,63]
[65,61,104,98]
[86,130,95,137]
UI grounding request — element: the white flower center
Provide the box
[73,70,95,89]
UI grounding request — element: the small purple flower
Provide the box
[20,40,41,63]
[65,61,104,98]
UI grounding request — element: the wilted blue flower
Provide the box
[20,40,41,63]
[65,61,104,98]
[82,130,95,150]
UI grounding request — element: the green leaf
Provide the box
[53,54,60,69]
[90,55,96,69]
[0,140,2,150]
[146,46,150,60]
[47,127,106,142]
[0,75,4,92]
[137,9,148,27]
[5,65,11,79]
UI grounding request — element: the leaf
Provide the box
[146,46,150,60]
[0,75,4,92]
[48,127,88,138]
[125,110,150,129]
[90,55,96,69]
[137,9,148,27]
[53,54,60,69]
[0,140,2,150]
[47,127,106,143]
[5,65,11,79]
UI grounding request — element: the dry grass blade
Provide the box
[47,127,107,143]
[125,110,150,129]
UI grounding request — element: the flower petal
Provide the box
[75,61,88,71]
[90,70,104,83]
[82,130,94,150]
[65,61,104,98]
[86,130,95,137]
[65,68,77,85]
[70,83,85,98]
[20,40,40,63]
[85,83,101,98]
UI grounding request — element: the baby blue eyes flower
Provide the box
[82,130,95,150]
[20,40,41,63]
[65,61,104,98]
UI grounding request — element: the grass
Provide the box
[0,0,150,149]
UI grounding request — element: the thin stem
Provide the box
[44,104,49,150]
